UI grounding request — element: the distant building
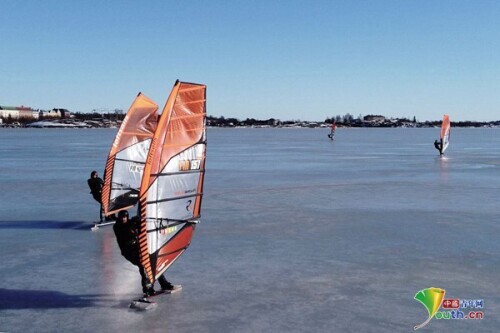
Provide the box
[0,105,70,120]
[43,108,70,118]
[0,105,37,119]
[363,115,385,122]
[0,106,19,119]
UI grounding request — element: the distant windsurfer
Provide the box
[113,210,176,296]
[434,139,443,155]
[87,170,104,222]
[328,121,336,140]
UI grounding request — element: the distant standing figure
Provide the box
[328,121,337,140]
[87,170,104,222]
[113,210,176,296]
[434,139,443,155]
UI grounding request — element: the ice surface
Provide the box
[0,128,499,332]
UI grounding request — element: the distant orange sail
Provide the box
[440,114,451,153]
[328,121,336,140]
[101,93,158,217]
[137,81,207,282]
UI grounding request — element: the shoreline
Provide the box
[1,118,499,129]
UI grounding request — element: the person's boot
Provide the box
[141,272,155,296]
[158,275,174,291]
[142,286,156,297]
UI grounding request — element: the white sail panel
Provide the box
[157,173,200,201]
[115,139,151,163]
[442,131,450,153]
[107,139,152,212]
[102,93,158,216]
[145,177,198,220]
[112,140,151,188]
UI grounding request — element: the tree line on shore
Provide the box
[204,114,500,128]
[2,112,499,128]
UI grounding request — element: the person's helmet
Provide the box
[117,210,129,220]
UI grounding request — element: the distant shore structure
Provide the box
[1,105,499,128]
[0,105,70,121]
[0,105,126,127]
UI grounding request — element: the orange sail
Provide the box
[101,93,158,217]
[440,114,451,153]
[137,81,207,282]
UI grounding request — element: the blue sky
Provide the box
[1,0,499,121]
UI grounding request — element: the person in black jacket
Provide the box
[113,210,175,296]
[434,139,443,155]
[87,170,104,222]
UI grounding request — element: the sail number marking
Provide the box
[128,163,144,173]
[179,159,201,171]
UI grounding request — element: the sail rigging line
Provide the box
[137,80,207,283]
[110,186,137,190]
[152,169,204,177]
[110,181,137,188]
[113,157,147,163]
[146,220,186,229]
[145,220,196,234]
[151,139,206,170]
[147,193,203,205]
[120,130,157,137]
[163,127,207,135]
